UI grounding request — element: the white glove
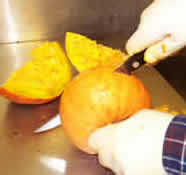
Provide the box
[88,109,174,175]
[126,0,186,64]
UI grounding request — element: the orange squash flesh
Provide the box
[0,42,72,104]
[60,67,151,154]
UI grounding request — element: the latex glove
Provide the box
[126,0,186,64]
[88,109,174,175]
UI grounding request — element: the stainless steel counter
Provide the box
[0,0,186,174]
[0,36,186,175]
[0,0,152,43]
[0,40,110,175]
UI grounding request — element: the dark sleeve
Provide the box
[162,115,186,175]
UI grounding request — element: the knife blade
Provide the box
[34,114,61,133]
[34,51,146,133]
[115,50,146,74]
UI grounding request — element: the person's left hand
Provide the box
[88,109,174,175]
[126,0,186,64]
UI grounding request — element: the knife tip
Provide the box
[34,114,62,134]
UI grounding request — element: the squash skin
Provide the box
[60,68,151,154]
[0,87,59,104]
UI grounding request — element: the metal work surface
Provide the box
[0,41,110,175]
[0,0,186,174]
[0,37,186,175]
[0,0,152,43]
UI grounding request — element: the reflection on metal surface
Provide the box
[0,0,152,43]
[41,156,67,174]
[4,1,18,42]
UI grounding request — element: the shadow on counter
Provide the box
[155,49,186,101]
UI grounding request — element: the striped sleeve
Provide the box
[162,115,186,175]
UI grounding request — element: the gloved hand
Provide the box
[126,0,186,64]
[88,109,174,175]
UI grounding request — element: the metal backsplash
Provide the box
[0,0,152,43]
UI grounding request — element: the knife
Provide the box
[115,50,146,74]
[34,51,146,133]
[34,113,61,133]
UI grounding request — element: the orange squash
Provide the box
[0,88,58,104]
[0,42,72,104]
[65,32,127,72]
[60,67,151,154]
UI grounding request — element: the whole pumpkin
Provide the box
[60,67,151,154]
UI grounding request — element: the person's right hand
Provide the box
[89,109,174,175]
[126,0,186,64]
